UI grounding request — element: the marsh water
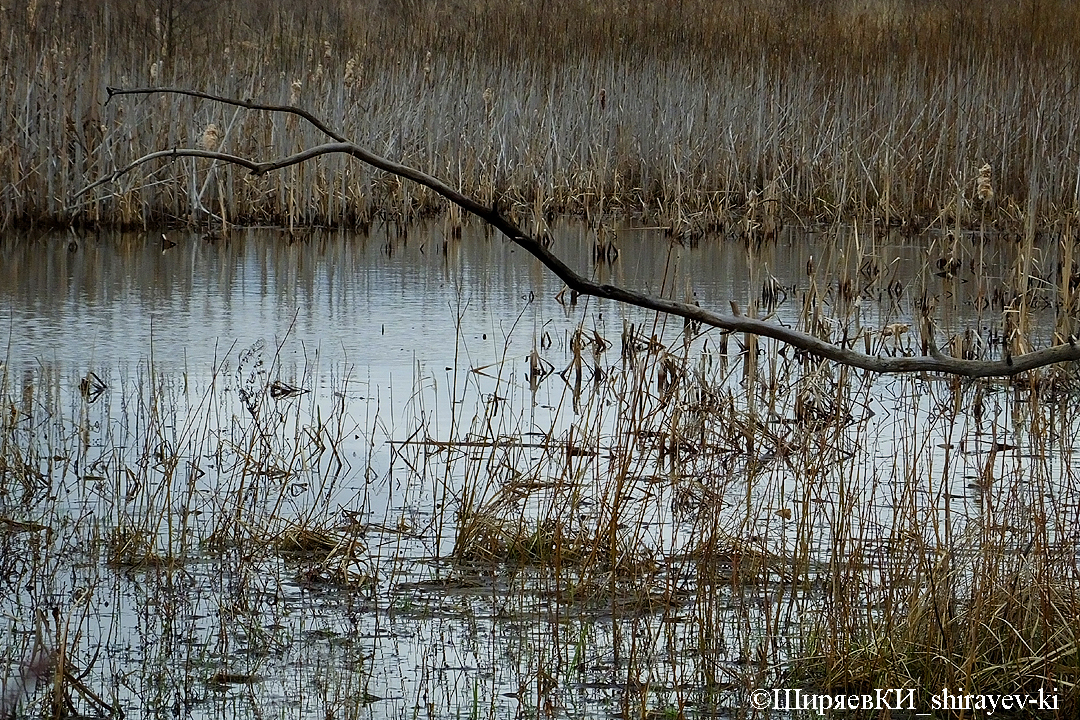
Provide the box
[1,222,1076,719]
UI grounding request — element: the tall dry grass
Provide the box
[3,0,1080,231]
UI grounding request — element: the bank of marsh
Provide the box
[5,0,1080,231]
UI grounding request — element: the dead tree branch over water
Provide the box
[80,86,1080,379]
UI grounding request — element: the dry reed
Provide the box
[3,1,1080,232]
[4,220,1080,715]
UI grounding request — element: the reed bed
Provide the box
[0,337,379,718]
[430,244,1080,715]
[4,0,1080,232]
[3,224,1080,717]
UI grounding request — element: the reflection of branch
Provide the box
[84,87,1080,378]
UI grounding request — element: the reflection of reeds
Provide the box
[3,228,1080,714]
[6,1,1080,229]
[437,273,1080,711]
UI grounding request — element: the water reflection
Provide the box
[2,223,1065,379]
[2,222,1077,719]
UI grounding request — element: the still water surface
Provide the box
[0,222,1073,719]
[2,222,1051,378]
[3,224,784,369]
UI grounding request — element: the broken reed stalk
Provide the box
[85,87,1080,379]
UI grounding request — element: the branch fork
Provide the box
[78,87,1080,378]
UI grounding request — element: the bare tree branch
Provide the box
[74,148,262,199]
[105,86,347,142]
[82,87,1080,378]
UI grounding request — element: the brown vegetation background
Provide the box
[2,0,1079,230]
